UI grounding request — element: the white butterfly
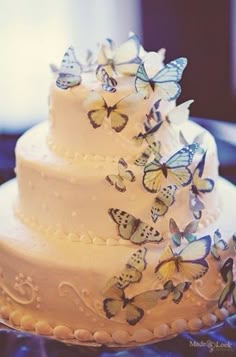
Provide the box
[56,46,82,89]
[135,53,188,100]
[97,33,142,76]
[105,158,135,192]
[108,208,163,244]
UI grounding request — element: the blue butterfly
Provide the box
[135,54,187,100]
[143,144,199,193]
[210,229,228,260]
[218,258,236,309]
[56,47,82,89]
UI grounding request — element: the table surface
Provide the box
[0,118,235,356]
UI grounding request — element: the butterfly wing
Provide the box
[135,141,161,167]
[169,218,182,247]
[183,220,198,243]
[135,62,153,99]
[152,57,188,101]
[172,282,191,304]
[178,236,211,280]
[189,191,205,219]
[167,100,194,125]
[154,245,176,281]
[132,289,169,310]
[192,153,215,193]
[110,111,128,132]
[125,303,144,326]
[211,229,228,260]
[165,167,193,188]
[143,160,164,193]
[218,282,235,309]
[117,267,142,289]
[127,247,147,272]
[84,91,107,128]
[105,175,126,192]
[166,144,199,168]
[151,185,177,223]
[131,222,163,245]
[118,158,135,183]
[113,33,141,75]
[220,258,234,283]
[56,47,82,89]
[103,298,123,319]
[108,209,138,240]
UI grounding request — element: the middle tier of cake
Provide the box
[15,121,220,245]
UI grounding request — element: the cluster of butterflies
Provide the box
[102,247,192,325]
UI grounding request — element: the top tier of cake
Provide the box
[15,35,220,246]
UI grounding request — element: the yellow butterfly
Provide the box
[143,144,199,193]
[151,185,177,223]
[103,284,168,325]
[97,33,142,76]
[104,248,147,290]
[108,208,163,244]
[154,236,211,281]
[106,158,135,192]
[84,91,139,132]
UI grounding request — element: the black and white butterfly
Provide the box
[108,208,163,244]
[96,65,118,93]
[56,46,82,89]
[151,185,177,223]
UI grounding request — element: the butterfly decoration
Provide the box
[143,143,199,193]
[170,218,198,247]
[151,185,177,223]
[103,284,168,326]
[84,91,139,132]
[96,65,118,93]
[179,130,205,155]
[135,53,188,100]
[154,235,211,281]
[134,140,162,167]
[105,248,147,290]
[210,229,229,261]
[97,33,142,76]
[49,63,59,74]
[218,258,236,309]
[189,152,215,219]
[56,46,82,89]
[145,100,194,135]
[108,208,163,244]
[144,99,162,132]
[105,158,135,192]
[162,280,191,304]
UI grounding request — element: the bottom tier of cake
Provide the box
[0,178,235,346]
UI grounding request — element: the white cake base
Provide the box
[0,178,235,346]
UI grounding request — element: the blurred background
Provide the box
[0,0,235,183]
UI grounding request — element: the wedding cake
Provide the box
[0,34,235,346]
